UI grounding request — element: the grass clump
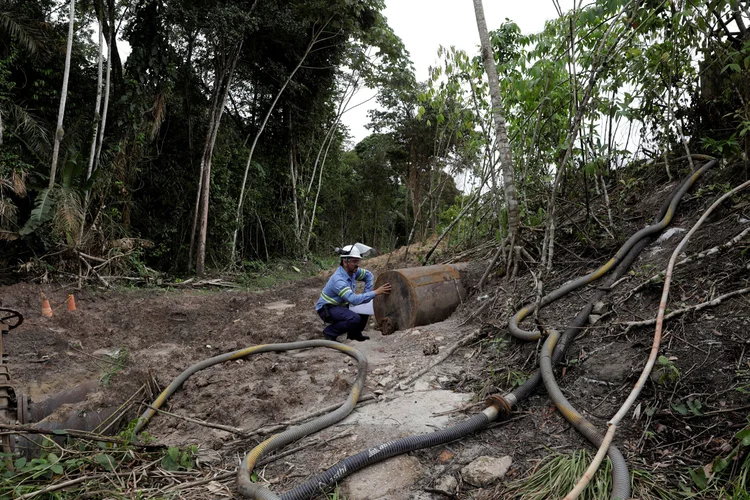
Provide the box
[504,450,682,500]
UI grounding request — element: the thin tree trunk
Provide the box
[472,0,520,254]
[541,1,638,273]
[302,74,359,253]
[86,23,104,182]
[195,41,243,275]
[48,0,76,189]
[77,21,105,248]
[230,20,333,262]
[290,130,301,244]
[94,7,113,173]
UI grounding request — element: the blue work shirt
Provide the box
[315,265,375,311]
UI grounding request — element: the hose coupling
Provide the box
[485,394,512,418]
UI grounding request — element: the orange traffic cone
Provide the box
[41,295,53,318]
[67,294,77,312]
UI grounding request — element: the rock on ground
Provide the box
[461,455,513,487]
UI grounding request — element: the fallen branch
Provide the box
[619,286,750,333]
[0,424,162,449]
[16,475,95,499]
[146,405,249,436]
[393,328,483,390]
[77,254,112,289]
[628,226,750,296]
[93,250,135,270]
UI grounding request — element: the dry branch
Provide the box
[16,475,94,499]
[628,226,750,295]
[0,423,163,449]
[394,328,483,390]
[619,286,750,333]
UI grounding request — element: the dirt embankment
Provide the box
[0,162,748,499]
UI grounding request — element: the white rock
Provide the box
[377,377,393,387]
[435,475,457,493]
[413,380,430,391]
[461,455,513,487]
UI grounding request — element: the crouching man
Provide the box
[315,245,391,342]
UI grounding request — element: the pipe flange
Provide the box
[16,393,29,425]
[379,317,397,336]
[485,394,512,418]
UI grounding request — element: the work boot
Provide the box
[347,333,370,342]
[323,333,343,343]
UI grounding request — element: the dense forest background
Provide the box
[1,0,748,278]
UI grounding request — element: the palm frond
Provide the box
[19,187,54,236]
[0,197,18,228]
[5,102,50,161]
[11,170,26,196]
[149,90,167,140]
[0,230,18,241]
[53,187,83,245]
[0,10,40,57]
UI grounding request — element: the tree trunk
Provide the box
[194,41,243,275]
[48,0,76,189]
[86,23,104,182]
[94,5,113,173]
[540,1,637,272]
[77,21,105,247]
[231,19,332,263]
[472,0,520,249]
[302,74,359,253]
[95,0,123,90]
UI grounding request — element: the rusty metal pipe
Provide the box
[374,264,466,335]
[28,380,101,423]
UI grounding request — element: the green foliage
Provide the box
[160,445,197,472]
[685,420,750,498]
[671,398,703,417]
[99,348,129,386]
[488,363,527,391]
[0,429,200,498]
[654,355,681,385]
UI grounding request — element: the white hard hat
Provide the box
[340,245,363,259]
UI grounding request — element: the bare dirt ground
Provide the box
[0,162,749,499]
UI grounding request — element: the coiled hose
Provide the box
[510,159,717,499]
[509,160,717,341]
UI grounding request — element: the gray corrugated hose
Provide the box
[132,339,367,500]
[540,329,630,500]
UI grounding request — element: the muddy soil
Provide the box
[0,164,749,499]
